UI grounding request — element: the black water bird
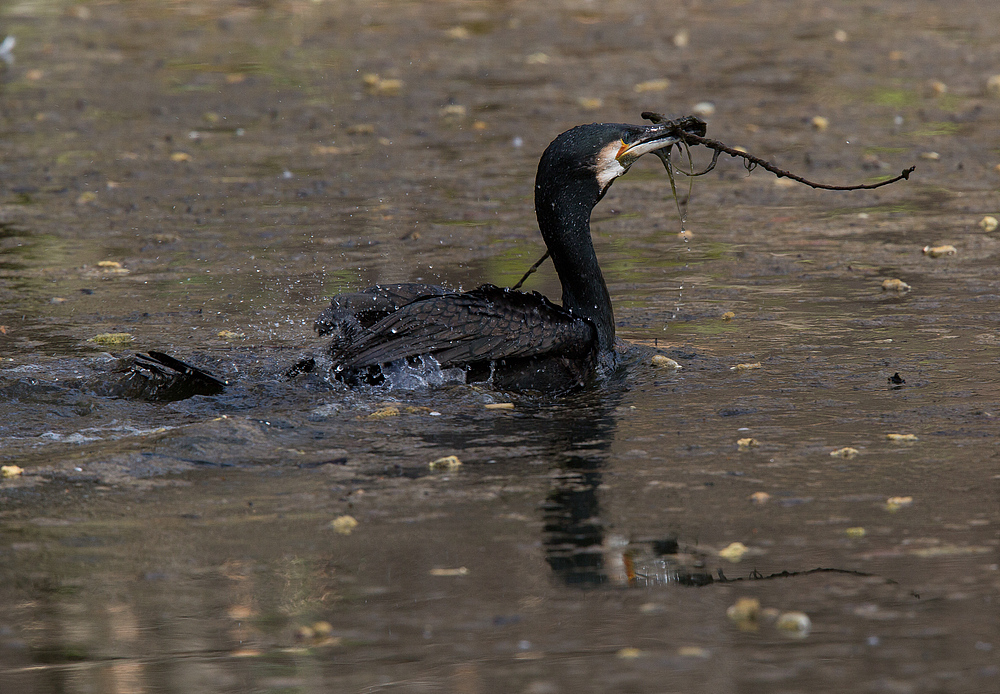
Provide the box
[306,118,706,392]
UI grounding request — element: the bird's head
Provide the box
[536,118,707,201]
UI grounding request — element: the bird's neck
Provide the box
[535,178,615,352]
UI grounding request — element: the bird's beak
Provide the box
[615,127,683,166]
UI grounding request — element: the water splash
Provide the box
[380,355,467,390]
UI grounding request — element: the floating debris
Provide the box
[76,191,97,205]
[90,332,134,346]
[216,330,245,340]
[885,496,914,511]
[91,260,129,275]
[988,74,1000,96]
[577,97,603,110]
[750,491,770,504]
[170,152,192,162]
[731,362,762,372]
[920,151,940,160]
[616,647,642,659]
[721,311,735,321]
[677,646,710,658]
[633,79,670,93]
[430,566,468,576]
[833,29,848,42]
[881,278,911,292]
[811,115,830,131]
[651,355,681,369]
[362,74,403,95]
[830,447,859,459]
[365,406,399,419]
[673,28,689,48]
[439,104,467,118]
[691,101,715,117]
[922,244,956,257]
[719,541,749,562]
[737,438,759,451]
[429,455,462,470]
[979,215,998,232]
[484,402,514,410]
[312,145,347,155]
[775,611,811,638]
[525,52,550,64]
[886,433,918,442]
[1,465,24,478]
[845,527,866,538]
[726,597,760,631]
[330,515,359,534]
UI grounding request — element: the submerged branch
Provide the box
[715,566,893,583]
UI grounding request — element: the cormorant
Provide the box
[303,118,707,392]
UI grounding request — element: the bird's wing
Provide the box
[315,283,451,334]
[334,285,595,368]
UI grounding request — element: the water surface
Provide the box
[1,1,998,692]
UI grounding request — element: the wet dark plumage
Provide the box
[111,351,225,401]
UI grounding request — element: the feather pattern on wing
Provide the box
[333,284,595,368]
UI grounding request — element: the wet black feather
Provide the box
[333,285,595,368]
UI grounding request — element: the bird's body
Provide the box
[308,118,706,392]
[313,282,597,390]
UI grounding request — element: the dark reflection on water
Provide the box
[543,448,608,585]
[538,398,621,586]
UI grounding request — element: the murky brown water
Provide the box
[2,1,999,692]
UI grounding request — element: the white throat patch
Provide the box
[594,141,627,191]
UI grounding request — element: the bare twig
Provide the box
[510,250,550,290]
[641,111,916,191]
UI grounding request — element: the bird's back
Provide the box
[320,284,598,391]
